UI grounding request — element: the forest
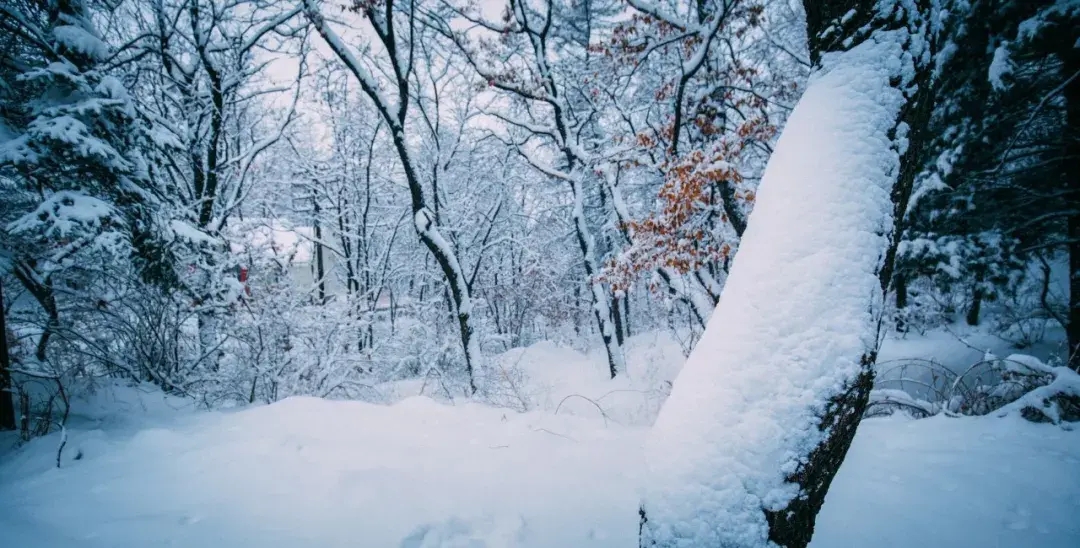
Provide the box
[1,0,1078,546]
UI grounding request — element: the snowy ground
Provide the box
[2,332,1079,547]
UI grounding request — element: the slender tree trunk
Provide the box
[573,284,582,337]
[657,268,710,329]
[612,292,626,347]
[12,266,57,363]
[303,1,480,393]
[895,271,908,332]
[566,175,624,378]
[966,280,983,327]
[198,312,219,371]
[1069,215,1080,371]
[0,278,16,431]
[36,289,58,364]
[313,198,326,305]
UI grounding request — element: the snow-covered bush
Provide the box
[871,353,1076,422]
[990,258,1068,349]
[998,367,1080,424]
[889,277,955,335]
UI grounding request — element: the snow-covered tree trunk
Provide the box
[639,1,935,546]
[571,175,626,379]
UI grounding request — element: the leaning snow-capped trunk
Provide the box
[639,2,933,547]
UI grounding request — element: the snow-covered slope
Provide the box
[1,379,1079,547]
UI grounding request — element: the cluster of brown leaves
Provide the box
[602,116,775,292]
[587,14,679,63]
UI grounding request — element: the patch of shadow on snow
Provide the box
[400,515,529,548]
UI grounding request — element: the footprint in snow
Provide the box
[400,515,527,548]
[1004,505,1031,531]
[179,514,203,525]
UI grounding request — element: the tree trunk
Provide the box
[313,198,326,305]
[1069,214,1080,372]
[573,284,582,337]
[612,292,626,348]
[895,271,908,332]
[657,268,710,330]
[966,285,983,327]
[0,278,16,431]
[1065,45,1080,372]
[11,265,58,363]
[36,289,58,364]
[570,177,625,379]
[763,3,935,546]
[639,1,934,546]
[198,311,220,371]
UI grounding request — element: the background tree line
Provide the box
[0,0,1075,444]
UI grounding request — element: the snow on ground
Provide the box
[383,333,685,426]
[879,323,1068,375]
[814,415,1080,548]
[0,385,645,547]
[876,323,1070,406]
[2,333,1079,547]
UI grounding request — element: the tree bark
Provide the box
[0,278,16,431]
[640,1,935,546]
[762,3,935,547]
[1065,44,1080,372]
[313,197,326,305]
[895,272,908,332]
[966,283,983,327]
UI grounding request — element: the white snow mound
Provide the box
[1,381,1079,547]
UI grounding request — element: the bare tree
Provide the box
[432,0,630,377]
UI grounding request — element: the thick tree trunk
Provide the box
[0,278,16,431]
[1065,45,1080,372]
[640,1,934,547]
[763,4,934,547]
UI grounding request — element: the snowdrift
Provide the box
[2,377,1079,547]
